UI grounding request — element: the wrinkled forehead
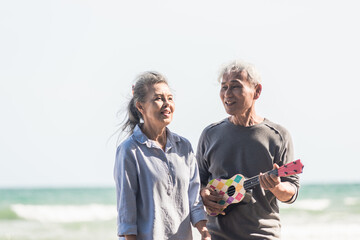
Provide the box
[147,82,172,95]
[221,70,249,83]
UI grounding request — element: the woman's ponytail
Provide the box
[122,97,141,134]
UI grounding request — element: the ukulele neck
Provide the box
[243,169,277,190]
[241,159,303,190]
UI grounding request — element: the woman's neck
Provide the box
[141,123,167,150]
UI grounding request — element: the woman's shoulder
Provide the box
[167,129,191,146]
[116,135,138,154]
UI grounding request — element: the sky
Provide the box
[1,0,359,187]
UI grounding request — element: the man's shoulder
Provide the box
[201,119,228,135]
[263,118,291,138]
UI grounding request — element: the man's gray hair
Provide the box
[218,60,261,86]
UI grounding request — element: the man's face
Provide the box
[220,70,259,116]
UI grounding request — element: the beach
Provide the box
[1,184,359,240]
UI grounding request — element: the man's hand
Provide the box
[200,187,226,216]
[259,163,281,190]
[259,163,296,202]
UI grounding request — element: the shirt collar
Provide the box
[133,125,180,152]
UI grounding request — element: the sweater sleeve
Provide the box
[278,128,300,204]
[196,129,211,187]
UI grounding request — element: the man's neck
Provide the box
[230,112,264,127]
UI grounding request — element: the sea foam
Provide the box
[344,197,360,206]
[11,204,117,223]
[280,198,331,211]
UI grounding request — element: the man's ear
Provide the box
[254,84,262,100]
[136,102,144,115]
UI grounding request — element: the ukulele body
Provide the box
[205,159,304,216]
[206,174,246,216]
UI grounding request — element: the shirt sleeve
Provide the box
[114,144,138,236]
[188,149,208,226]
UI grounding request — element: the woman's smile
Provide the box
[161,108,172,117]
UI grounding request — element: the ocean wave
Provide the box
[344,197,360,206]
[280,199,331,211]
[10,204,117,223]
[0,206,21,220]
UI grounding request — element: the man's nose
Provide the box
[225,88,232,97]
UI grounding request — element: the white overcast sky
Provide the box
[1,0,359,187]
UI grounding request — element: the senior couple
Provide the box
[114,60,300,240]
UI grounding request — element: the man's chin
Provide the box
[224,108,236,116]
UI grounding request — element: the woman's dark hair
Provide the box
[122,71,168,134]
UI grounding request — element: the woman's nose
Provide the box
[163,99,170,106]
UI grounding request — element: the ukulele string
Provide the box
[243,169,278,190]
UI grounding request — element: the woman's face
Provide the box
[220,70,260,116]
[137,82,175,129]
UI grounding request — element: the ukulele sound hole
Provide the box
[227,185,236,196]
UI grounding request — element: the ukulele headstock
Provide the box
[277,159,304,177]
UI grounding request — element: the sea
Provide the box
[0,184,360,240]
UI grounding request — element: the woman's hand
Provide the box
[195,220,211,240]
[201,229,211,240]
[124,235,137,240]
[200,187,226,216]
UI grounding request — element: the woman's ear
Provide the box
[136,101,144,115]
[254,84,262,100]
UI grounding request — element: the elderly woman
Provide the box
[114,72,210,240]
[197,60,300,240]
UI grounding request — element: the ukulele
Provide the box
[206,159,304,216]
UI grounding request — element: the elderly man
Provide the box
[197,60,300,240]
